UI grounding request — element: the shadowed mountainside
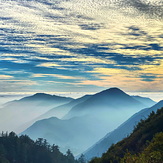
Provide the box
[90,107,163,163]
[83,100,163,160]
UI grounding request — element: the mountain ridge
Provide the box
[83,100,163,160]
[64,87,147,119]
[21,88,151,156]
[0,93,73,133]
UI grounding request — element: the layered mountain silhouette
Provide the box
[39,94,92,119]
[64,88,147,119]
[83,100,163,160]
[17,95,92,136]
[20,93,73,104]
[21,88,152,155]
[21,116,102,155]
[0,93,73,133]
[132,95,156,107]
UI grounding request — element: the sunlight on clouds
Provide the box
[0,58,17,61]
[0,80,37,85]
[61,56,115,64]
[140,61,163,76]
[109,49,163,56]
[36,62,60,68]
[83,66,163,91]
[32,73,85,81]
[0,79,38,92]
[0,75,13,79]
[80,74,163,92]
[0,0,163,92]
[91,68,127,75]
[25,44,77,57]
[1,54,28,57]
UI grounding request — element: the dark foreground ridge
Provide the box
[90,107,163,163]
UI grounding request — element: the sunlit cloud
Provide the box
[0,0,162,93]
[0,75,13,79]
[36,62,60,68]
[1,54,27,57]
[32,73,80,80]
[61,56,115,65]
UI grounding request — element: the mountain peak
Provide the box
[20,93,73,102]
[97,87,126,97]
[105,87,123,92]
[33,93,52,97]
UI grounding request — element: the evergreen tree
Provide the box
[66,149,75,163]
[78,154,86,163]
[0,132,80,163]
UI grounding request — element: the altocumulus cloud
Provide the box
[0,0,163,93]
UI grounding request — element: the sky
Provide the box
[0,0,163,96]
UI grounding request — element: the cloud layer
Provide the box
[0,0,163,93]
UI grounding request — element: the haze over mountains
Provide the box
[131,96,156,107]
[63,88,147,121]
[0,0,162,162]
[0,87,161,157]
[83,100,163,160]
[0,93,73,133]
[39,94,92,119]
[21,88,157,155]
[17,94,93,136]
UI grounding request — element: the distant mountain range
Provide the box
[83,100,163,160]
[64,88,148,119]
[21,116,102,155]
[21,88,156,155]
[38,94,92,119]
[131,95,156,107]
[18,94,92,138]
[0,93,73,133]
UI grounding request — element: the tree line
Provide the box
[0,132,86,163]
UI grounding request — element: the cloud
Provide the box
[0,79,38,92]
[0,75,13,79]
[0,0,163,93]
[36,62,60,68]
[79,23,103,30]
[32,73,80,80]
[123,0,163,18]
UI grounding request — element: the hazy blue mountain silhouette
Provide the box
[0,93,73,133]
[64,88,147,119]
[83,100,163,160]
[17,95,92,135]
[39,94,92,119]
[132,95,156,107]
[21,88,149,156]
[21,115,103,156]
[20,93,73,104]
